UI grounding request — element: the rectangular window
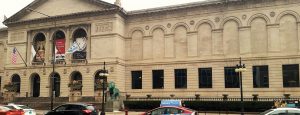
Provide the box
[224,67,239,88]
[175,69,187,89]
[283,64,299,87]
[199,68,212,88]
[152,70,164,89]
[253,66,269,88]
[131,71,142,89]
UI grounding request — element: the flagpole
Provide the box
[14,47,28,67]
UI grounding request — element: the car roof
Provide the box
[274,107,300,110]
[59,103,93,106]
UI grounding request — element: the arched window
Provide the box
[71,28,87,60]
[70,71,83,91]
[53,31,66,61]
[33,33,46,62]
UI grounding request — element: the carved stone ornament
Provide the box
[43,68,46,75]
[215,17,220,22]
[190,20,195,25]
[167,23,172,28]
[242,15,247,20]
[64,69,67,74]
[86,68,90,73]
[270,11,276,17]
[23,71,26,76]
[145,26,150,30]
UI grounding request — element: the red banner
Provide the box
[55,39,65,60]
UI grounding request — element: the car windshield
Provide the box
[260,109,274,115]
[4,106,16,109]
[18,105,31,109]
[0,106,10,111]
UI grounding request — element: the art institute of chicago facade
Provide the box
[0,0,300,99]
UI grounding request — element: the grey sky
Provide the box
[0,0,204,27]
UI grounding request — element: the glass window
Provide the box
[288,110,300,114]
[224,67,239,88]
[199,68,212,88]
[152,70,164,89]
[175,69,187,89]
[269,110,287,115]
[283,64,299,87]
[131,71,142,89]
[253,66,269,88]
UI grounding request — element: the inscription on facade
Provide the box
[95,22,113,33]
[9,32,25,43]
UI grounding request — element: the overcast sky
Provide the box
[0,0,205,27]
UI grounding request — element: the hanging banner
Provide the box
[55,39,65,60]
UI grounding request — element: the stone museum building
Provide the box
[1,0,300,99]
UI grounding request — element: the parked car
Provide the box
[45,103,98,115]
[141,106,198,115]
[260,107,300,115]
[0,105,24,115]
[141,100,198,115]
[5,104,36,115]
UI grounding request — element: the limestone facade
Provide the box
[1,0,300,98]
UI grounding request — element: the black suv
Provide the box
[45,103,98,115]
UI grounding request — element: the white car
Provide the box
[260,107,300,115]
[5,104,36,115]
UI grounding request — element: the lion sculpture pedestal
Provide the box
[105,82,123,112]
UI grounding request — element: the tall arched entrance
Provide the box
[30,73,40,97]
[11,74,21,93]
[50,73,60,97]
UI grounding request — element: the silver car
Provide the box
[260,108,300,115]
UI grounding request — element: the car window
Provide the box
[55,105,68,111]
[66,105,83,110]
[151,108,165,115]
[269,110,288,115]
[4,106,16,109]
[18,105,31,109]
[167,108,183,114]
[288,110,300,115]
[260,109,274,115]
[0,106,10,111]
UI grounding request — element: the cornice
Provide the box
[4,8,125,26]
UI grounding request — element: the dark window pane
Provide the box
[175,69,187,89]
[131,71,142,89]
[253,66,269,88]
[152,70,164,89]
[283,64,299,87]
[224,67,239,88]
[199,68,212,88]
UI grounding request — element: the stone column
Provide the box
[212,29,223,55]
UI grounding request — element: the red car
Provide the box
[141,106,198,115]
[0,106,24,115]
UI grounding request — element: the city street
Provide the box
[35,110,258,115]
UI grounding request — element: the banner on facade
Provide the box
[55,39,65,60]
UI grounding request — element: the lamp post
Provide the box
[26,8,56,110]
[99,62,109,115]
[235,57,246,115]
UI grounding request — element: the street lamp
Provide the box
[99,62,109,115]
[26,8,56,110]
[235,57,246,115]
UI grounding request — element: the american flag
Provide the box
[12,47,17,64]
